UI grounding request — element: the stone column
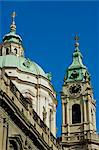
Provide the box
[62,100,65,125]
[88,99,92,122]
[87,95,92,132]
[83,99,87,122]
[52,109,56,137]
[66,98,70,124]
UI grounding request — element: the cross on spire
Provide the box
[74,34,79,48]
[10,11,16,33]
[74,34,79,42]
[11,11,16,25]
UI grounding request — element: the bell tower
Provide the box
[61,36,99,150]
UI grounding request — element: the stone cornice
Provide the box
[9,76,57,105]
[1,67,54,89]
[0,89,60,150]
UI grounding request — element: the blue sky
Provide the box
[1,1,99,137]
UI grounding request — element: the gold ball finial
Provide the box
[74,34,79,47]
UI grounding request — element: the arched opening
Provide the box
[6,48,9,55]
[14,48,17,54]
[72,104,81,124]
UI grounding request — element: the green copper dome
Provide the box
[0,12,51,80]
[0,55,48,78]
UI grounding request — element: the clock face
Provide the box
[69,84,82,96]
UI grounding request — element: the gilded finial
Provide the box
[11,11,16,25]
[74,34,79,42]
[10,11,16,33]
[74,34,79,48]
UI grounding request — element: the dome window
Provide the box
[6,48,9,55]
[14,48,17,54]
[23,60,31,68]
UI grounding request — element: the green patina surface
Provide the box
[1,19,52,81]
[0,55,48,79]
[66,47,90,82]
[3,20,22,44]
[3,32,22,44]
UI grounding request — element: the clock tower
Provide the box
[61,36,99,150]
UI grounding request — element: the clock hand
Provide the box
[74,86,79,93]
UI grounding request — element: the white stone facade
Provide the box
[3,68,57,137]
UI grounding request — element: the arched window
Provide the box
[14,48,17,54]
[6,48,9,55]
[72,104,81,124]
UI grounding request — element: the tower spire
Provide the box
[10,11,16,33]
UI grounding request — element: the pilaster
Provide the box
[1,117,9,150]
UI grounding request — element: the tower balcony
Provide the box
[62,132,99,144]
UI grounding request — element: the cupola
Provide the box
[1,12,24,57]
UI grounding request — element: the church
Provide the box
[0,12,99,150]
